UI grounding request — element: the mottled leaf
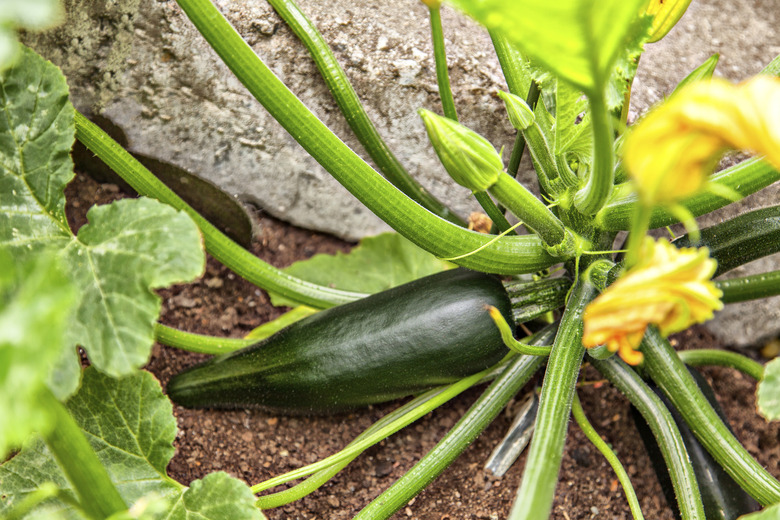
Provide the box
[165,473,266,520]
[0,47,204,396]
[0,369,264,520]
[0,249,75,459]
[758,358,780,421]
[0,369,180,519]
[61,198,204,378]
[270,232,451,306]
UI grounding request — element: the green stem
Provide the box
[256,389,440,509]
[591,356,705,520]
[489,30,531,96]
[266,0,463,226]
[574,90,614,215]
[520,121,561,195]
[677,349,764,381]
[473,191,515,234]
[596,158,780,231]
[74,112,365,309]
[489,172,570,254]
[504,276,571,323]
[642,327,780,505]
[39,388,127,519]
[354,327,555,519]
[625,204,651,268]
[508,279,596,520]
[154,323,256,354]
[428,6,458,122]
[174,0,556,275]
[717,270,780,303]
[488,306,553,356]
[571,393,644,520]
[249,356,511,494]
[426,10,511,234]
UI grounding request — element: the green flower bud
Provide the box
[498,91,535,130]
[418,109,503,193]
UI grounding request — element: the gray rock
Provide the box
[24,0,780,346]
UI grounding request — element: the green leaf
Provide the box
[0,368,265,520]
[269,232,451,306]
[758,358,780,421]
[739,502,780,519]
[1,47,205,395]
[0,46,74,247]
[62,197,205,379]
[554,81,592,163]
[165,473,266,520]
[447,0,650,96]
[0,369,180,519]
[0,249,76,459]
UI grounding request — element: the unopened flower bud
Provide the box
[498,91,535,130]
[419,0,442,8]
[419,109,503,193]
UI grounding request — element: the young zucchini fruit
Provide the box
[167,269,555,414]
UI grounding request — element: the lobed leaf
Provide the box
[0,47,205,396]
[0,249,75,459]
[0,368,265,520]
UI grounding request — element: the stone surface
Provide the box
[23,0,780,345]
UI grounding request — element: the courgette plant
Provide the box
[4,0,780,519]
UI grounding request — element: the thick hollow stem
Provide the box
[508,280,596,520]
[353,327,555,519]
[488,172,570,254]
[717,270,780,303]
[677,349,764,381]
[642,328,780,505]
[174,0,556,275]
[574,91,614,215]
[267,0,463,225]
[596,158,780,231]
[74,112,366,308]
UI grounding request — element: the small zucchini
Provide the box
[631,367,759,520]
[167,269,518,414]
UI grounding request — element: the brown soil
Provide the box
[65,172,780,520]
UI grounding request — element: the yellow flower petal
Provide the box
[624,76,780,207]
[645,0,693,43]
[582,238,723,365]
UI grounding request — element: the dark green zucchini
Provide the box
[631,367,759,520]
[167,269,515,413]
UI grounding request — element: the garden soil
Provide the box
[65,172,780,520]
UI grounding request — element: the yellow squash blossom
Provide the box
[582,238,723,365]
[624,76,780,207]
[645,0,693,43]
